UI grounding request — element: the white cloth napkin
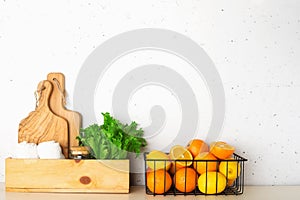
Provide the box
[14,141,39,159]
[37,141,65,159]
[14,140,65,159]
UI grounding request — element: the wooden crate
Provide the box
[5,158,129,193]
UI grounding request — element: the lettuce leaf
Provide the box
[77,112,147,159]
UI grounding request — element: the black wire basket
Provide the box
[144,152,247,196]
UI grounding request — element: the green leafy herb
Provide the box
[76,112,147,159]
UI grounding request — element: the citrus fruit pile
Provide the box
[146,139,241,195]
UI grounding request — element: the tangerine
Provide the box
[169,162,180,175]
[227,179,236,186]
[210,141,235,159]
[186,139,209,158]
[193,152,218,174]
[146,169,172,194]
[174,167,198,193]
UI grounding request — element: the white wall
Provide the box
[1,0,300,185]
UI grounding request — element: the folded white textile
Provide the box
[14,141,39,159]
[37,141,65,159]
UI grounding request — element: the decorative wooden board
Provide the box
[18,80,69,158]
[5,158,130,193]
[47,72,82,148]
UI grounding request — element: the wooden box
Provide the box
[5,158,129,193]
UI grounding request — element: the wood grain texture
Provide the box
[18,80,69,157]
[5,158,130,193]
[47,72,82,148]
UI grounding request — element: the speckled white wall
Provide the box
[0,0,300,185]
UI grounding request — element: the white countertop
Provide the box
[1,183,300,200]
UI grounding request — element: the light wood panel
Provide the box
[5,158,129,193]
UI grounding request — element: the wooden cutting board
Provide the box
[18,80,69,158]
[47,72,82,148]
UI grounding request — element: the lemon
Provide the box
[169,145,193,167]
[219,159,241,180]
[146,150,171,170]
[198,172,227,194]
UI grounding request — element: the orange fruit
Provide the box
[169,145,193,168]
[227,179,236,186]
[198,172,227,194]
[169,162,179,175]
[210,141,235,159]
[174,167,198,193]
[193,152,218,174]
[146,169,172,194]
[186,139,209,158]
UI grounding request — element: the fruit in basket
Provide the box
[169,145,193,168]
[193,152,218,174]
[198,172,227,194]
[147,169,172,194]
[219,159,241,180]
[174,167,198,193]
[210,141,235,159]
[169,162,178,175]
[146,150,171,170]
[227,178,236,186]
[186,139,209,158]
